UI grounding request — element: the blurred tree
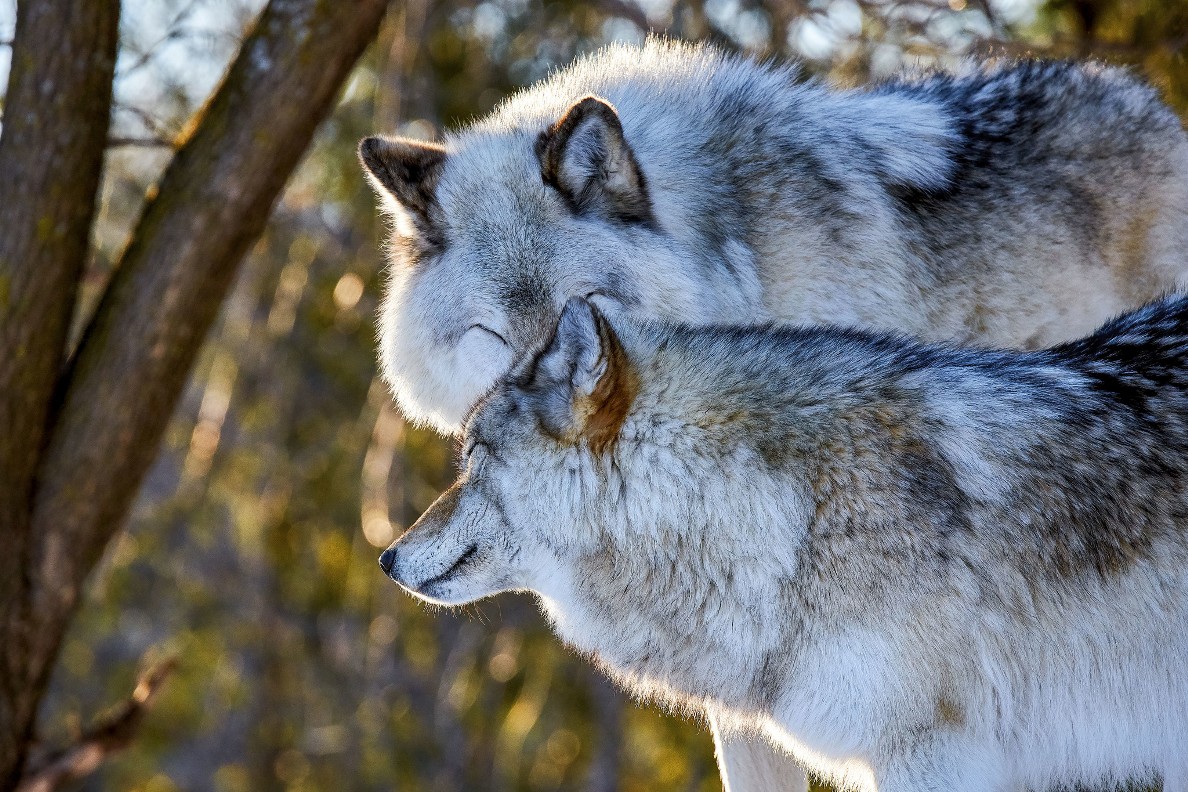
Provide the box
[0,0,386,787]
[1041,0,1188,113]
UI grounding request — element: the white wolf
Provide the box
[359,40,1188,436]
[381,296,1188,792]
[360,39,1188,790]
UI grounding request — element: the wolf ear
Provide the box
[358,135,447,245]
[535,96,654,225]
[526,296,637,453]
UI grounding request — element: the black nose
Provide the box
[378,546,398,577]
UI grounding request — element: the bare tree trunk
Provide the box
[0,0,388,786]
[0,2,121,786]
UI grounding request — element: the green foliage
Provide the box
[35,0,1185,790]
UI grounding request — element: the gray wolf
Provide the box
[381,295,1188,792]
[359,38,1188,436]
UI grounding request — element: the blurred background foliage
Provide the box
[1,0,1182,789]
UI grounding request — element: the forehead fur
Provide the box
[434,132,553,230]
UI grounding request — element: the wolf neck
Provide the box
[531,436,815,716]
[530,322,945,715]
[537,535,804,715]
[627,87,952,334]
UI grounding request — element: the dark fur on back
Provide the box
[646,294,1188,597]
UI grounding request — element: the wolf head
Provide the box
[379,297,810,709]
[359,90,756,434]
[379,296,809,614]
[376,297,641,604]
[356,41,793,434]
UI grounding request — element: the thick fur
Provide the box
[382,295,1188,792]
[360,38,1188,433]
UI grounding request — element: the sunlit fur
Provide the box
[384,296,1188,792]
[361,38,1188,433]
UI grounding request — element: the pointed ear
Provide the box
[358,135,447,246]
[526,297,637,453]
[534,96,654,224]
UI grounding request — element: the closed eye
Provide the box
[458,438,489,470]
[469,324,508,345]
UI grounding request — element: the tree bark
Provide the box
[0,1,121,786]
[0,0,387,786]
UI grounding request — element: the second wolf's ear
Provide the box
[358,136,447,246]
[526,296,637,453]
[535,96,654,224]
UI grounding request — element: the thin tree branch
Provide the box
[112,101,178,140]
[596,0,651,31]
[117,1,201,79]
[107,137,177,150]
[16,658,178,792]
[22,0,388,765]
[0,0,120,786]
[967,0,1007,38]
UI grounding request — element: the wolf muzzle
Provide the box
[378,545,398,578]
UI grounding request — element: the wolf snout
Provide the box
[378,545,399,578]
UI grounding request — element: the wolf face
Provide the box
[378,298,654,606]
[383,298,819,715]
[361,90,763,432]
[361,40,1188,435]
[383,295,1188,791]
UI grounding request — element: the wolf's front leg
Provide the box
[710,712,810,792]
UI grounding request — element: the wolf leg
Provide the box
[711,712,810,792]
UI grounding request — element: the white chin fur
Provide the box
[383,323,514,435]
[403,582,475,608]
